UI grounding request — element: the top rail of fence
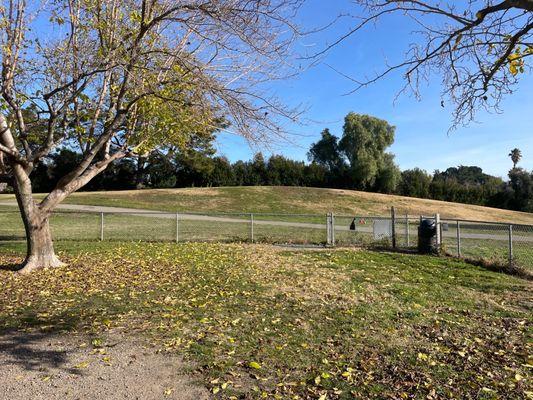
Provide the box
[440,218,533,229]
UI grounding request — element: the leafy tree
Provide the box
[175,151,214,187]
[308,129,343,171]
[267,156,306,186]
[430,166,505,205]
[303,162,328,187]
[173,130,220,187]
[0,0,302,272]
[327,1,533,126]
[145,153,177,189]
[338,113,397,190]
[399,168,432,198]
[509,148,523,169]
[251,153,268,186]
[85,159,137,191]
[48,150,83,188]
[507,168,533,211]
[282,156,308,185]
[435,166,491,185]
[209,157,235,187]
[373,153,401,193]
[29,161,52,193]
[232,160,251,186]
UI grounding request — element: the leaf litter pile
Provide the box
[0,242,531,399]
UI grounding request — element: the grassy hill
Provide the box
[1,186,531,224]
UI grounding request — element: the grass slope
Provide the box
[2,186,532,223]
[0,242,531,399]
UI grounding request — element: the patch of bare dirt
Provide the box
[0,329,209,400]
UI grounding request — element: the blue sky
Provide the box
[214,0,533,179]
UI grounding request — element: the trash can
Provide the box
[418,219,437,254]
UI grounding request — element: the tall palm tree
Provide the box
[508,148,522,169]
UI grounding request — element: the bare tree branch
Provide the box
[316,0,533,127]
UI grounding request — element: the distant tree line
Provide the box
[20,113,533,213]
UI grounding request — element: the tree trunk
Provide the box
[18,215,63,274]
[13,170,63,274]
[1,113,63,273]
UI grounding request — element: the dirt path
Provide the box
[0,329,209,400]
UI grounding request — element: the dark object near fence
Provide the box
[349,218,356,231]
[418,219,437,253]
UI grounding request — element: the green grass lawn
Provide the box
[1,242,531,399]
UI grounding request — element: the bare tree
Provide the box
[0,0,303,273]
[319,1,533,126]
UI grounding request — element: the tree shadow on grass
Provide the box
[0,261,20,271]
[0,248,22,271]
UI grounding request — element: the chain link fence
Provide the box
[438,218,533,269]
[0,208,531,272]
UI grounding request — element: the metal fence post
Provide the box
[508,224,513,265]
[100,212,104,241]
[456,220,461,257]
[419,215,423,249]
[435,213,441,252]
[250,213,254,243]
[326,212,332,246]
[391,207,396,249]
[405,214,409,247]
[175,212,179,243]
[324,213,327,245]
[331,213,335,246]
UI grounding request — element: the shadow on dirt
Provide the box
[0,330,81,374]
